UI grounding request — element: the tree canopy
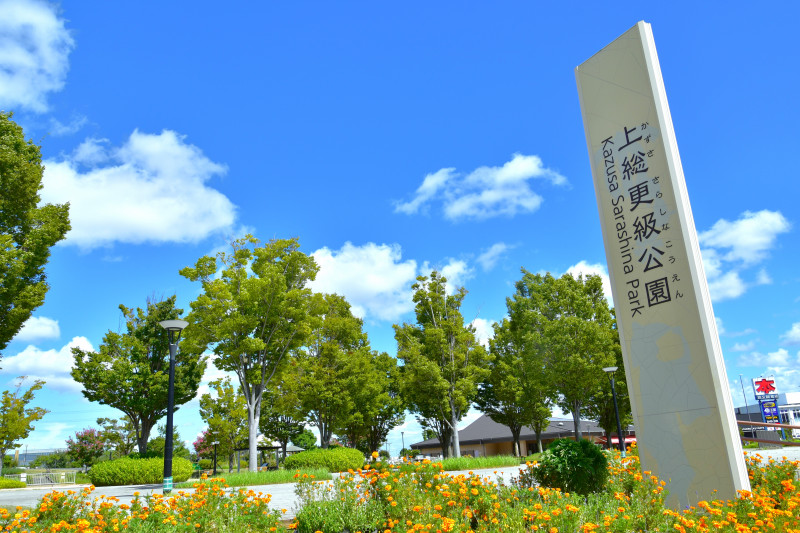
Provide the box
[507,270,616,439]
[0,112,70,359]
[395,272,489,458]
[71,296,207,453]
[199,377,248,472]
[0,377,47,469]
[181,235,319,471]
[476,318,553,456]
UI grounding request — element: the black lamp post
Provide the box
[212,441,219,476]
[603,366,626,457]
[159,319,188,494]
[401,431,405,457]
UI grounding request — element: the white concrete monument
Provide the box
[575,21,750,507]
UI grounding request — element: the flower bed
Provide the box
[2,447,799,532]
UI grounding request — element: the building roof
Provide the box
[410,414,609,449]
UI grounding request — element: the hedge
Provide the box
[89,457,193,486]
[284,447,365,472]
[0,478,25,489]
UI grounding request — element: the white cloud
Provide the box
[706,271,747,301]
[477,242,511,272]
[715,317,725,335]
[420,258,474,296]
[470,318,496,347]
[13,316,60,342]
[782,322,800,346]
[737,348,791,367]
[395,154,567,220]
[564,260,613,303]
[1,336,93,392]
[732,341,756,352]
[71,137,110,166]
[0,0,74,112]
[49,114,88,136]
[41,129,237,249]
[699,210,790,265]
[311,242,418,322]
[697,210,790,302]
[394,168,455,215]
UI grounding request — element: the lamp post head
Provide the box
[159,319,189,343]
[212,441,219,446]
[603,366,619,374]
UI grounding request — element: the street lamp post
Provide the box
[603,366,626,457]
[212,441,219,476]
[401,431,405,457]
[159,319,188,494]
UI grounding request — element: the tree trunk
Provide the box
[247,402,260,472]
[510,426,522,457]
[137,419,155,454]
[280,441,287,463]
[228,452,234,473]
[571,400,583,440]
[450,410,461,458]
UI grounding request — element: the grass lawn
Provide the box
[437,454,524,471]
[174,467,332,489]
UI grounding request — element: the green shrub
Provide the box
[1,467,24,475]
[127,450,162,459]
[198,458,213,470]
[284,447,365,472]
[528,438,608,495]
[89,457,193,486]
[0,478,25,489]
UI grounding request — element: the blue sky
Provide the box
[1,1,798,456]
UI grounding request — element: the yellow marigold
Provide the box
[372,451,380,459]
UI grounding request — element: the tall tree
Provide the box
[394,272,489,458]
[260,371,305,462]
[181,236,318,471]
[96,416,137,457]
[340,350,405,455]
[0,112,70,360]
[507,271,616,439]
[294,293,368,449]
[199,377,248,472]
[66,428,105,470]
[71,297,207,453]
[0,377,47,469]
[584,333,632,447]
[476,318,553,456]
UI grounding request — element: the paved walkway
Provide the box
[1,451,796,518]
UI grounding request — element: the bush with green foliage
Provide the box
[0,478,25,489]
[89,457,193,486]
[127,450,163,459]
[284,447,364,472]
[2,456,17,468]
[198,458,213,470]
[527,438,608,495]
[30,451,78,469]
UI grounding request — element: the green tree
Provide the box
[291,429,317,451]
[199,377,248,472]
[394,272,489,458]
[71,297,207,454]
[584,334,632,447]
[181,235,319,471]
[507,271,615,439]
[0,377,47,469]
[260,371,305,462]
[0,112,70,359]
[66,428,104,470]
[96,416,137,457]
[340,350,405,455]
[147,424,192,461]
[476,318,553,456]
[294,293,368,448]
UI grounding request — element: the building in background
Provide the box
[410,414,634,458]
